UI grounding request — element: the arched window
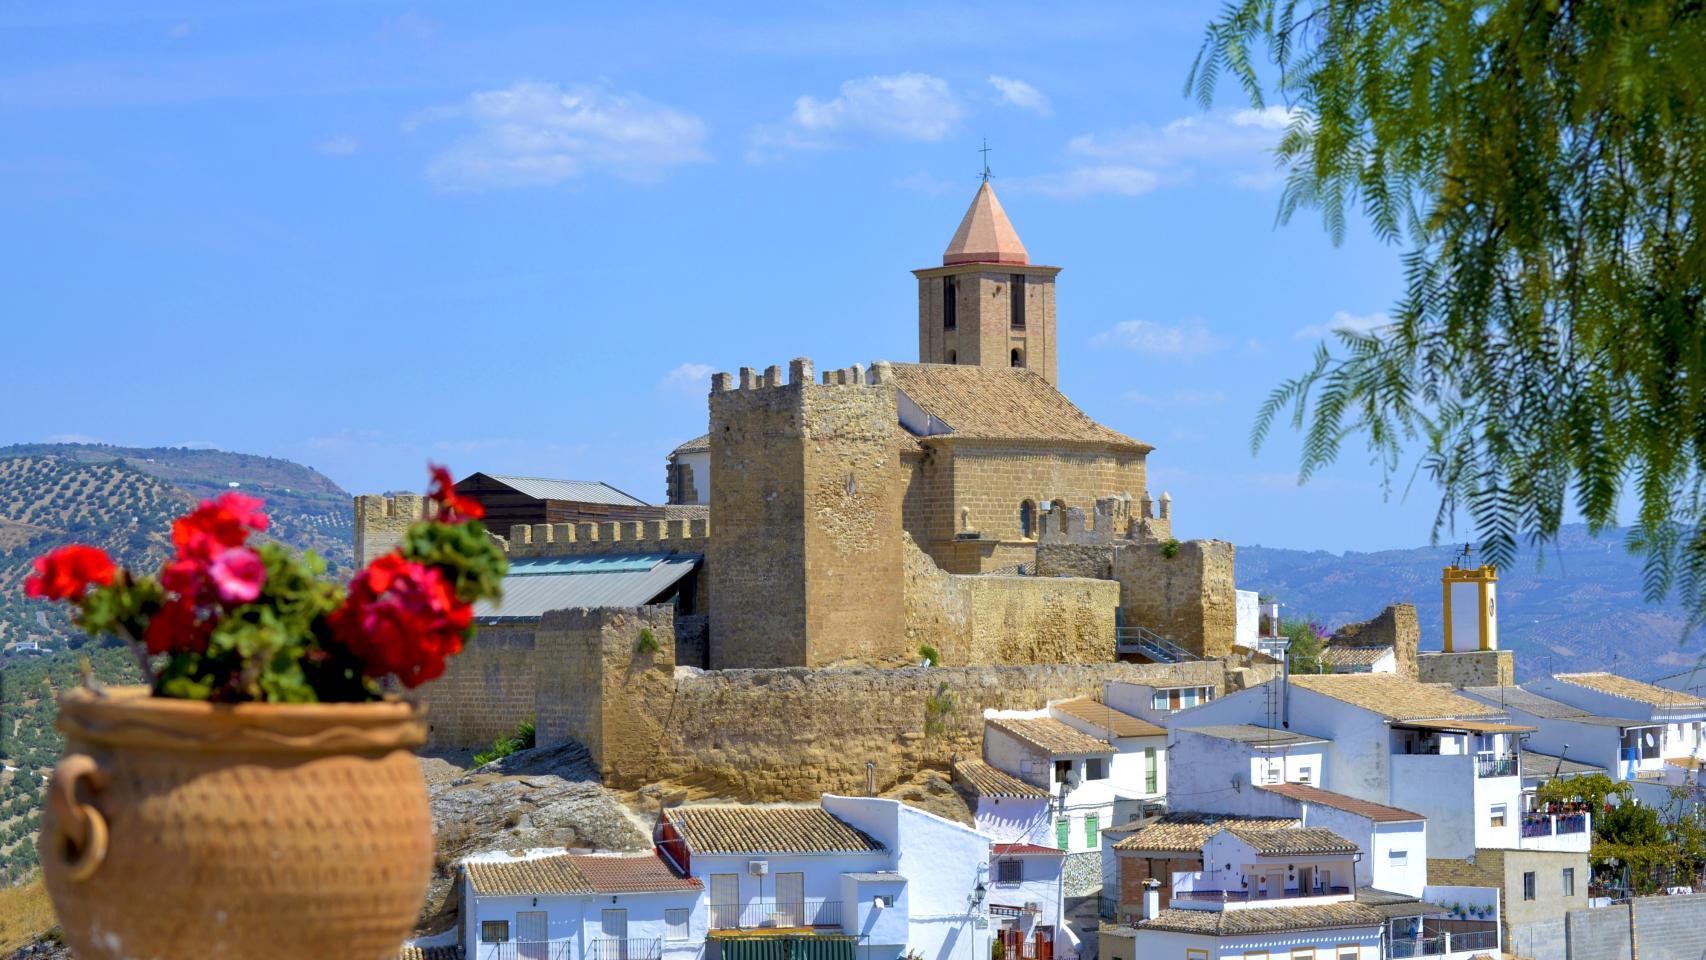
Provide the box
[1011,348,1024,368]
[947,349,957,364]
[1020,500,1037,539]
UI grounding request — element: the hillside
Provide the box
[1238,524,1704,682]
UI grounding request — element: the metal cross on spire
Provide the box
[979,138,992,182]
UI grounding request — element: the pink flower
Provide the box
[208,548,265,604]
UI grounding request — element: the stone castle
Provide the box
[354,181,1271,796]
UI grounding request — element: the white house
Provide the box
[461,852,704,960]
[1318,644,1397,674]
[1047,697,1169,817]
[1525,672,1706,776]
[1103,679,1217,726]
[1166,725,1328,799]
[1243,783,1428,898]
[657,798,1002,960]
[981,714,1116,856]
[987,843,1066,960]
[1169,673,1528,859]
[954,758,1053,848]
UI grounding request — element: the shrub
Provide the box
[1160,538,1181,559]
[635,627,660,656]
[918,644,940,667]
[472,716,537,767]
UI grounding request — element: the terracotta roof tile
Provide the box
[992,842,1066,857]
[1137,902,1385,935]
[665,806,885,855]
[1289,674,1502,721]
[942,182,1029,266]
[398,947,463,960]
[1226,826,1360,856]
[1320,645,1394,668]
[671,434,710,455]
[1258,783,1424,823]
[464,855,592,896]
[1553,672,1706,707]
[954,759,1050,798]
[572,854,701,893]
[1051,698,1166,738]
[987,717,1112,756]
[889,363,1148,450]
[1113,813,1299,853]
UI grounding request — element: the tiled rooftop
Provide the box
[1226,826,1360,856]
[1427,858,1499,888]
[671,433,710,455]
[664,806,885,855]
[572,854,702,893]
[463,853,700,897]
[953,758,1049,798]
[888,363,1148,450]
[1289,673,1502,720]
[1319,644,1393,668]
[1553,672,1706,708]
[1258,783,1424,823]
[1462,686,1632,726]
[992,842,1066,857]
[987,716,1112,756]
[1178,724,1328,747]
[1137,902,1386,935]
[1051,697,1166,738]
[1520,749,1606,777]
[1113,813,1299,853]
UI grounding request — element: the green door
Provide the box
[1056,818,1070,849]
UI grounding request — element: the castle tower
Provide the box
[1442,563,1499,652]
[912,182,1062,385]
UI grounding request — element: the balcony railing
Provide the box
[586,938,663,960]
[708,899,842,930]
[1389,929,1500,957]
[474,942,575,960]
[1171,885,1351,904]
[1520,811,1590,838]
[1476,753,1517,778]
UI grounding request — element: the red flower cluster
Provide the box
[25,545,116,601]
[150,493,271,655]
[327,553,472,687]
[427,463,484,523]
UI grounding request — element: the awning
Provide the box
[1396,720,1536,735]
[473,554,699,620]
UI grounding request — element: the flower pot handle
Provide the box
[47,753,109,882]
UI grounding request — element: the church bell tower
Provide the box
[912,181,1061,385]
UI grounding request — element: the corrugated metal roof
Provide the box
[479,474,652,507]
[506,554,673,576]
[474,555,699,620]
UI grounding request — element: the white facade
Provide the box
[1234,589,1260,648]
[1164,728,1326,810]
[461,855,704,960]
[671,450,710,505]
[967,794,1054,849]
[1103,680,1217,725]
[1128,927,1381,960]
[983,712,1116,855]
[987,847,1065,955]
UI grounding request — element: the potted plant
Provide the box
[31,466,505,960]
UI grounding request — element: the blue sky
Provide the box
[0,1,1458,552]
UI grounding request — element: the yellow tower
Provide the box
[912,182,1061,385]
[1441,564,1499,652]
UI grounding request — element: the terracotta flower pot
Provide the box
[40,685,433,960]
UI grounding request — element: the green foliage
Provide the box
[918,643,941,667]
[471,716,538,767]
[1280,617,1328,673]
[1159,538,1181,559]
[924,681,956,738]
[635,627,660,656]
[399,519,508,606]
[1535,772,1627,811]
[1195,1,1706,624]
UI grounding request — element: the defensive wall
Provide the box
[1562,892,1706,960]
[1417,649,1515,688]
[354,493,429,567]
[1330,602,1420,678]
[419,605,1275,800]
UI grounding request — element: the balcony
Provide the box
[1517,809,1592,851]
[1475,752,1517,778]
[474,942,575,960]
[708,899,843,931]
[586,938,664,960]
[1389,928,1500,957]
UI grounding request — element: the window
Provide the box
[947,349,957,364]
[1490,804,1508,829]
[1010,274,1026,328]
[481,921,510,943]
[944,278,957,329]
[1523,871,1536,901]
[665,909,690,942]
[1055,759,1072,784]
[1085,758,1107,780]
[1144,747,1158,793]
[1563,867,1576,897]
[1056,818,1070,850]
[1084,814,1100,847]
[1337,947,1360,960]
[1011,347,1024,368]
[1388,849,1408,867]
[998,860,1023,883]
[1296,765,1314,785]
[1151,691,1169,712]
[1020,500,1036,538]
[1186,951,1209,960]
[1291,950,1316,960]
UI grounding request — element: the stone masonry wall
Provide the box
[1417,650,1515,688]
[354,494,429,568]
[903,533,1118,665]
[1036,539,1237,658]
[416,623,538,748]
[1331,603,1420,678]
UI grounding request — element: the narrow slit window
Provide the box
[1010,274,1026,328]
[1011,347,1024,367]
[944,277,957,329]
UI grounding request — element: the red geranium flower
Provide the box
[209,547,266,604]
[25,545,116,602]
[172,492,269,561]
[144,596,213,656]
[427,463,484,523]
[329,552,473,687]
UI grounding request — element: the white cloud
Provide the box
[988,75,1051,116]
[1293,310,1391,341]
[660,362,715,394]
[1123,389,1227,409]
[421,82,709,190]
[750,73,962,156]
[1011,165,1159,200]
[315,135,360,157]
[1028,107,1302,198]
[1090,319,1229,358]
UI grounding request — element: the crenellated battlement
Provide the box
[503,517,710,558]
[1038,492,1174,545]
[353,493,436,566]
[710,357,896,393]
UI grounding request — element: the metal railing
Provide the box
[708,899,842,930]
[585,938,663,960]
[1388,929,1500,957]
[1476,752,1517,778]
[474,941,575,960]
[1115,625,1198,663]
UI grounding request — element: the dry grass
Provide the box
[0,875,58,953]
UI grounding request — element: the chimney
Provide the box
[1143,878,1161,920]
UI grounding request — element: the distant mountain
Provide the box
[1237,524,1703,682]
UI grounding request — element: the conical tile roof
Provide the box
[943,181,1028,266]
